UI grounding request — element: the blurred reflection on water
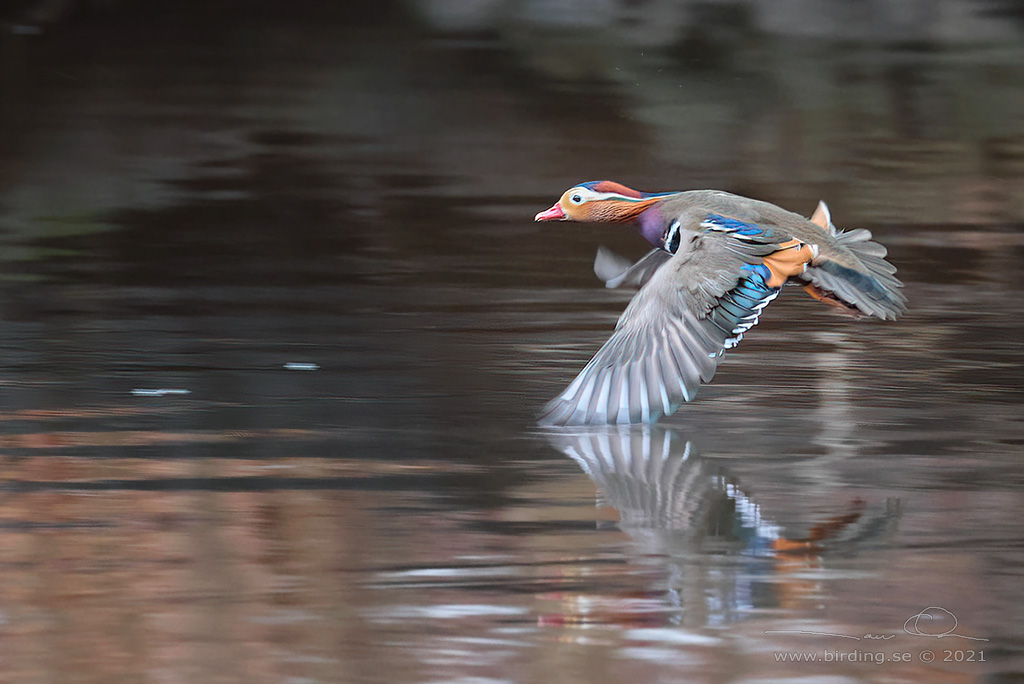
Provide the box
[0,1,1023,682]
[546,428,902,622]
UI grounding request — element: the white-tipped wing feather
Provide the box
[539,232,778,426]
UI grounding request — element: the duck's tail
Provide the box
[802,201,907,320]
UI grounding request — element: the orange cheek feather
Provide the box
[562,203,590,221]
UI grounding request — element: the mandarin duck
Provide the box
[534,181,906,426]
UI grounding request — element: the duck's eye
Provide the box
[570,194,583,204]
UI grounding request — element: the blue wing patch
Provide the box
[701,214,771,239]
[740,263,772,280]
[709,264,780,350]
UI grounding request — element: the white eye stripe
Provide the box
[570,187,646,203]
[664,220,682,253]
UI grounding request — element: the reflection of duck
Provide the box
[550,426,900,552]
[555,427,780,552]
[544,427,900,623]
[535,182,905,425]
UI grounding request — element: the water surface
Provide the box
[0,3,1023,682]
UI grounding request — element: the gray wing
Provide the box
[539,233,778,426]
[594,247,672,289]
[545,428,718,530]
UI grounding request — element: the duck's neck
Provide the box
[636,203,669,247]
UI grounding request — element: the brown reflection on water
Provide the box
[0,487,369,682]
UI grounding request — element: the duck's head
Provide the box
[535,181,670,223]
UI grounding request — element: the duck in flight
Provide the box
[534,180,906,426]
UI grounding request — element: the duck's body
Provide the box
[535,181,906,426]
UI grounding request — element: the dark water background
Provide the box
[1,1,1023,682]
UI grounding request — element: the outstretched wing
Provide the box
[539,228,781,426]
[594,247,671,289]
